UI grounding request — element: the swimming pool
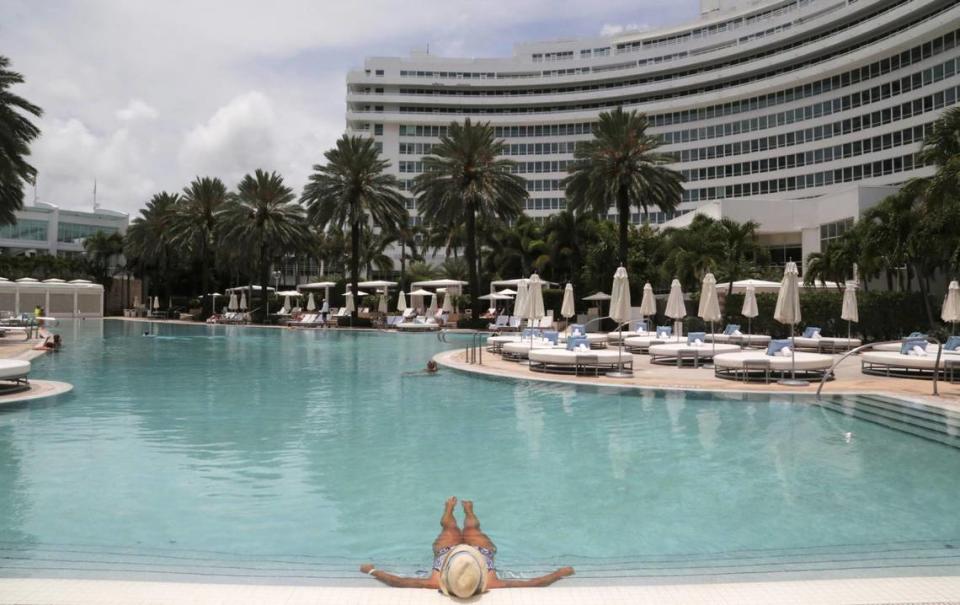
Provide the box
[1,320,958,584]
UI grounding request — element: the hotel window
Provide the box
[820,218,854,249]
[0,219,48,242]
[57,222,117,244]
[767,245,803,267]
[374,124,383,135]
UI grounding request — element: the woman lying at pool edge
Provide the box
[360,497,574,597]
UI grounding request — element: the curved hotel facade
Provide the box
[347,0,960,268]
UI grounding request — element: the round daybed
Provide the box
[713,351,834,383]
[396,321,440,332]
[870,342,960,354]
[792,336,861,353]
[648,343,741,368]
[501,341,561,361]
[706,333,771,348]
[559,333,608,349]
[607,330,648,344]
[623,335,673,353]
[0,359,30,388]
[528,348,632,375]
[860,351,960,381]
[487,334,521,353]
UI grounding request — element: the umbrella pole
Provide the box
[607,322,633,378]
[778,323,809,387]
[711,320,715,356]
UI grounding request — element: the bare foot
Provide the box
[462,500,474,514]
[445,496,457,511]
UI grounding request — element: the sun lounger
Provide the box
[861,337,960,381]
[648,335,741,368]
[488,315,509,331]
[501,341,562,361]
[0,359,30,386]
[290,313,325,328]
[714,346,834,383]
[528,348,631,375]
[789,327,860,353]
[397,317,440,331]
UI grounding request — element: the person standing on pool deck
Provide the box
[360,497,574,597]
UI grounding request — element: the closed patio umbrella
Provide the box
[442,290,454,314]
[282,295,291,313]
[698,273,722,354]
[378,291,388,314]
[344,292,356,314]
[228,293,238,311]
[397,291,407,313]
[560,283,575,320]
[427,292,437,316]
[514,279,529,322]
[152,296,159,310]
[841,282,859,339]
[942,280,960,335]
[307,292,316,312]
[639,283,656,328]
[526,273,545,323]
[774,261,804,386]
[239,293,247,311]
[665,279,686,342]
[321,299,329,314]
[609,266,632,377]
[741,285,758,334]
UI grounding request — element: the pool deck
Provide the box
[1,576,959,604]
[435,347,960,412]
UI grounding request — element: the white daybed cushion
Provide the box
[860,350,950,370]
[793,336,862,348]
[713,351,834,371]
[706,333,771,345]
[501,342,561,358]
[623,335,674,349]
[488,335,522,346]
[560,333,607,345]
[0,359,30,380]
[648,343,740,358]
[607,331,647,343]
[871,342,960,354]
[529,348,627,366]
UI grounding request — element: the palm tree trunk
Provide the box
[464,205,481,319]
[350,221,360,320]
[914,262,935,329]
[617,187,629,265]
[200,240,210,319]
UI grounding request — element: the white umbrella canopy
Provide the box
[741,285,759,334]
[665,279,686,340]
[397,291,408,312]
[561,283,575,319]
[841,282,859,339]
[526,273,545,321]
[427,293,438,315]
[514,279,529,319]
[379,293,388,314]
[239,293,247,311]
[715,279,781,294]
[498,288,517,296]
[307,292,317,312]
[942,280,960,329]
[608,266,632,377]
[228,294,238,311]
[639,283,657,318]
[774,261,802,326]
[343,290,369,297]
[344,292,356,314]
[699,273,722,352]
[442,291,454,313]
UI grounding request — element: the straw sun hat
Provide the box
[439,545,489,598]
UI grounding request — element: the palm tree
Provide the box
[413,118,527,317]
[376,222,422,290]
[920,106,960,206]
[168,177,228,316]
[125,192,179,303]
[301,135,407,319]
[220,170,309,320]
[83,231,124,306]
[219,170,310,321]
[563,107,684,265]
[715,218,767,298]
[0,56,42,225]
[660,215,723,291]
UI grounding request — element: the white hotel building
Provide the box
[347,0,960,269]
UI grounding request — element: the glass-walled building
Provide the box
[346,0,960,269]
[0,202,128,257]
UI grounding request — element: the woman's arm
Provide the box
[488,566,575,588]
[359,564,437,589]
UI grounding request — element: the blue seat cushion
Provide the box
[655,325,672,338]
[687,331,706,344]
[766,339,792,356]
[802,326,821,338]
[569,324,585,337]
[566,336,589,351]
[723,324,740,336]
[900,338,928,355]
[945,336,960,351]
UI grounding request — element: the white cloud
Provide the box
[116,99,158,122]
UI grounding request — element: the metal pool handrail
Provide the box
[816,337,943,400]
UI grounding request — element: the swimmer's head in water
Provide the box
[426,360,438,373]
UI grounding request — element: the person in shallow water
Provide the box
[360,497,574,597]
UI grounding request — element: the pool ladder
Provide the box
[466,332,487,365]
[816,337,943,400]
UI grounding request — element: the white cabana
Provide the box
[609,266,633,377]
[774,261,804,386]
[583,291,611,316]
[665,279,686,341]
[358,280,398,289]
[560,283,575,319]
[640,283,656,324]
[226,285,276,293]
[698,273,722,354]
[742,285,759,333]
[343,289,369,297]
[841,282,860,339]
[491,278,559,288]
[942,280,960,334]
[409,288,431,311]
[715,279,781,294]
[298,281,336,290]
[0,279,105,318]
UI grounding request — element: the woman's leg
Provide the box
[432,497,462,555]
[461,500,496,552]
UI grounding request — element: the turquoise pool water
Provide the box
[1,320,959,583]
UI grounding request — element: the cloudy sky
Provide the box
[4,0,699,217]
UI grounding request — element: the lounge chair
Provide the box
[705,324,771,348]
[561,324,607,349]
[397,317,440,332]
[488,315,509,331]
[623,325,675,353]
[528,342,632,375]
[501,331,560,361]
[714,339,834,383]
[860,337,960,381]
[607,320,650,343]
[487,333,522,353]
[791,327,861,353]
[648,332,741,368]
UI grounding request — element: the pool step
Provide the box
[816,396,960,449]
